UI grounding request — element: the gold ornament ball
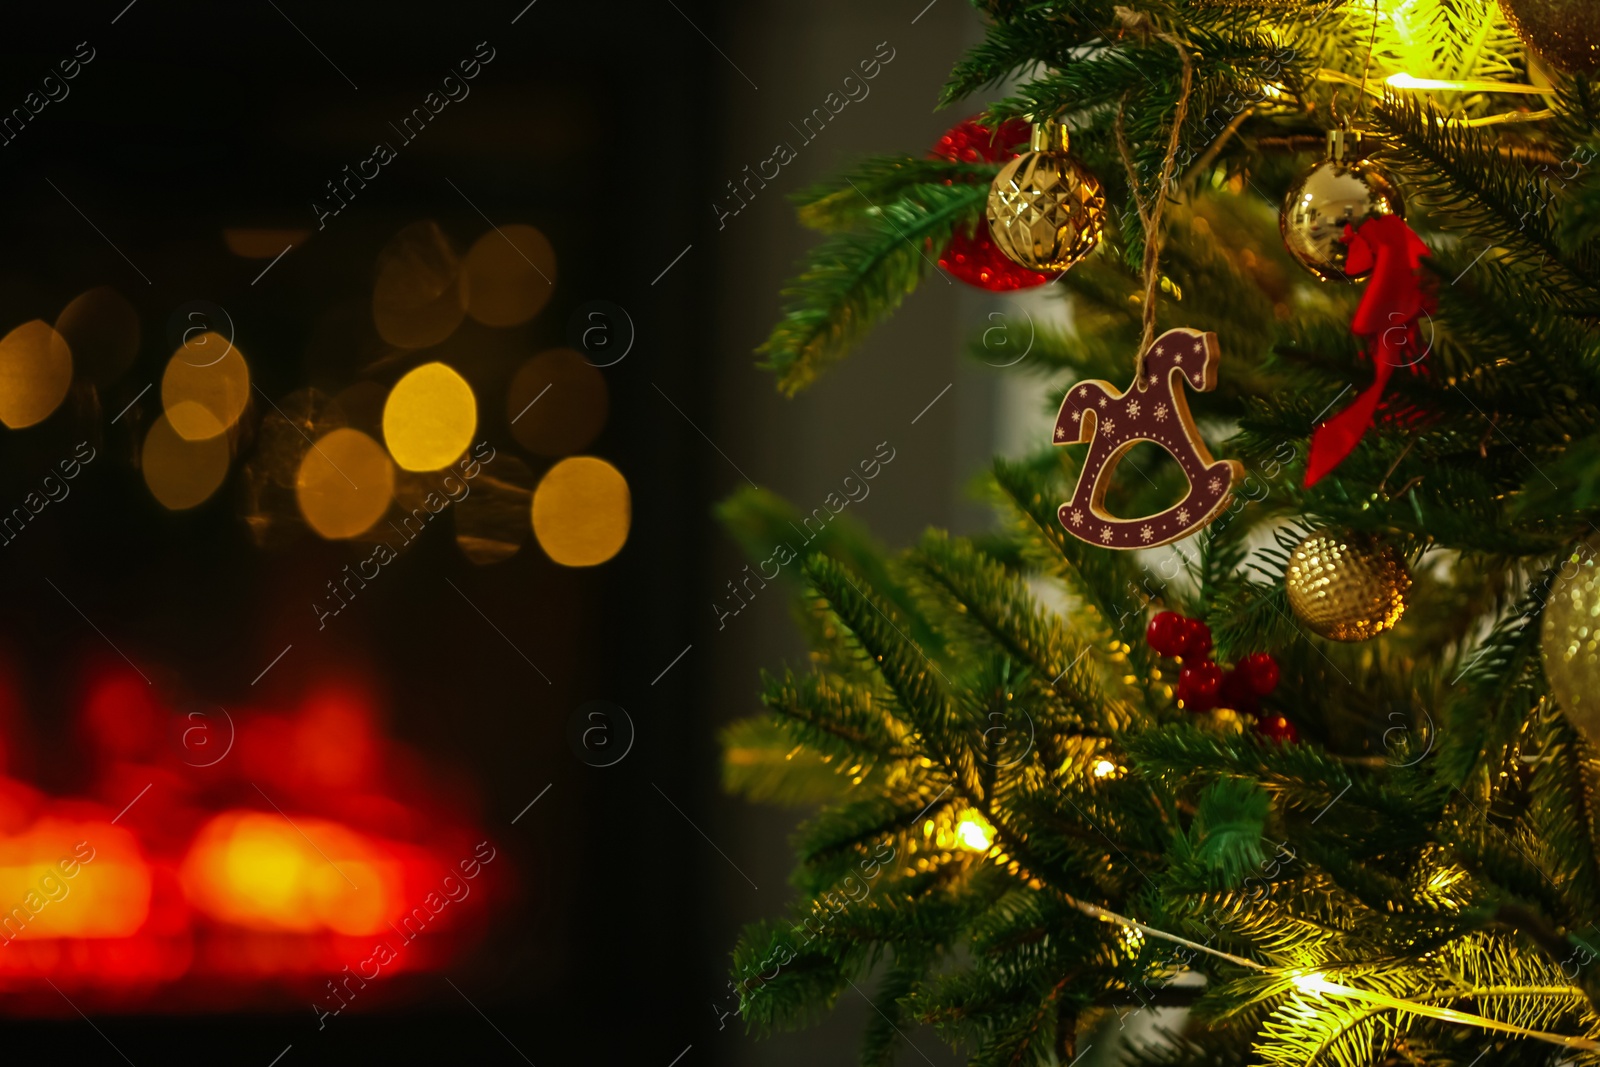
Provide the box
[1280,157,1405,282]
[1500,0,1600,73]
[1284,530,1411,642]
[986,121,1105,274]
[1541,537,1600,737]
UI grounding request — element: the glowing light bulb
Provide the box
[1386,72,1555,95]
[1291,970,1336,995]
[1092,759,1118,778]
[954,808,993,852]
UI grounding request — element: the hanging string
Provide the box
[1115,34,1194,385]
[1358,0,1381,122]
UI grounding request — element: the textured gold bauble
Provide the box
[1541,537,1600,738]
[1284,530,1410,642]
[986,121,1105,273]
[1501,0,1600,73]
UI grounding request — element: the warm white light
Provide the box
[955,813,993,852]
[1093,759,1118,778]
[1386,72,1554,94]
[1291,970,1336,995]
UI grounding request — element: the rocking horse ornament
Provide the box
[1053,327,1243,549]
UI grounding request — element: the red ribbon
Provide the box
[1303,214,1431,488]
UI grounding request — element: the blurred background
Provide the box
[0,1,1050,1063]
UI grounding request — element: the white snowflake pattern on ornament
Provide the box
[1128,400,1141,417]
[1208,477,1221,492]
[1140,525,1153,543]
[1176,507,1190,524]
[1099,526,1113,543]
[1154,403,1168,422]
[1069,509,1083,526]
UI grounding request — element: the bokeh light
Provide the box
[382,362,477,472]
[54,287,140,386]
[507,348,608,456]
[142,406,230,510]
[296,428,396,539]
[954,809,994,852]
[0,820,151,939]
[180,811,399,936]
[372,221,465,349]
[531,456,630,567]
[0,320,73,429]
[162,332,250,440]
[455,455,533,564]
[463,224,556,327]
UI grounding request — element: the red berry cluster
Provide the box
[1145,611,1292,741]
[932,117,1033,164]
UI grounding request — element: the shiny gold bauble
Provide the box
[1501,0,1600,73]
[1280,157,1405,282]
[986,122,1105,273]
[1541,537,1600,737]
[1284,530,1411,642]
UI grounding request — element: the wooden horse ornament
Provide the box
[1053,327,1243,549]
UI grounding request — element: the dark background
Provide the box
[0,1,1003,1064]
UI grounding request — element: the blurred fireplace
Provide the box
[0,668,504,1015]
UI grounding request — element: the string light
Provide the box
[1385,72,1554,94]
[1068,896,1600,1053]
[954,809,994,852]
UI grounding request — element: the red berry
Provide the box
[1255,713,1299,744]
[1182,618,1213,659]
[1238,652,1280,696]
[931,117,1033,164]
[1146,611,1189,657]
[1177,660,1223,711]
[1218,667,1258,713]
[938,220,1054,291]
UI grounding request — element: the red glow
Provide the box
[0,667,502,1012]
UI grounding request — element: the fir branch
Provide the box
[1371,94,1600,309]
[759,182,986,395]
[790,156,1000,233]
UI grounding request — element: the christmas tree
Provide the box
[718,1,1600,1064]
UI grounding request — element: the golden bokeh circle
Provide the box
[382,362,478,472]
[0,320,74,429]
[143,404,230,510]
[463,224,557,327]
[163,333,250,440]
[532,456,630,567]
[507,349,607,456]
[296,428,396,539]
[55,287,139,386]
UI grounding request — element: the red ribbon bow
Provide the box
[1303,214,1431,488]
